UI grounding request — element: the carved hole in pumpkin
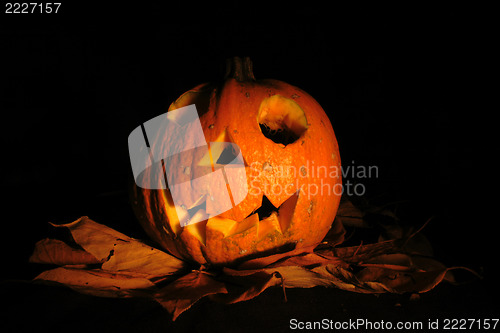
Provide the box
[258,95,308,145]
[250,191,299,234]
[253,195,276,220]
[216,143,239,165]
[187,199,206,220]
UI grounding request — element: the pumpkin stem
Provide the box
[225,56,256,82]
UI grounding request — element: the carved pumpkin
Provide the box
[131,57,342,266]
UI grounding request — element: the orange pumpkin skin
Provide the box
[131,58,342,266]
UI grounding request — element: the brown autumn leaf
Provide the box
[354,266,453,293]
[321,239,402,263]
[212,270,282,304]
[377,217,435,256]
[215,265,343,304]
[34,267,157,298]
[362,253,415,270]
[268,252,343,269]
[154,271,228,320]
[237,245,318,270]
[335,198,367,228]
[29,238,100,265]
[312,252,457,294]
[312,264,395,293]
[269,266,337,289]
[101,239,186,277]
[29,215,474,321]
[337,198,435,257]
[359,253,457,285]
[32,217,188,303]
[321,216,347,245]
[48,216,186,276]
[49,216,130,262]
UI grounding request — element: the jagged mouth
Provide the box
[185,192,294,224]
[252,195,280,220]
[164,188,301,247]
[182,191,298,224]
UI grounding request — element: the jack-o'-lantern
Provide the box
[131,57,342,266]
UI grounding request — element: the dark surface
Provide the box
[1,277,497,333]
[1,3,495,332]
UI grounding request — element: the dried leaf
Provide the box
[237,245,317,270]
[312,264,396,293]
[221,263,368,303]
[378,220,434,256]
[355,266,452,293]
[34,267,156,297]
[50,216,130,261]
[213,270,281,304]
[311,264,363,292]
[29,238,100,265]
[155,271,228,320]
[216,264,346,305]
[401,233,434,256]
[268,252,342,268]
[335,199,367,228]
[49,216,186,276]
[270,266,336,288]
[321,239,401,263]
[321,217,346,245]
[362,253,415,270]
[102,239,186,277]
[29,215,469,321]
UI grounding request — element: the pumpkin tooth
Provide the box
[228,213,259,237]
[257,211,282,240]
[197,150,213,168]
[179,219,208,264]
[207,129,237,165]
[205,214,258,266]
[174,207,189,228]
[205,216,237,238]
[187,208,209,227]
[161,190,184,235]
[277,191,299,233]
[205,213,259,239]
[183,209,208,246]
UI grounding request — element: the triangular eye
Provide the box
[210,142,244,167]
[198,129,246,168]
[216,144,238,165]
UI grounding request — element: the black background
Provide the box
[0,3,495,332]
